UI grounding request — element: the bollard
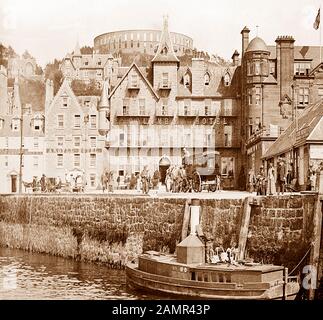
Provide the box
[190,199,201,235]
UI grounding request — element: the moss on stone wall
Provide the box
[0,194,318,270]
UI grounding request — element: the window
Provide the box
[184,133,191,147]
[84,60,89,66]
[205,106,209,116]
[224,73,231,86]
[90,174,96,187]
[74,115,81,128]
[74,154,80,167]
[120,132,125,146]
[294,62,311,76]
[254,62,261,75]
[162,105,167,116]
[4,156,8,167]
[97,59,102,66]
[221,157,234,177]
[224,125,232,147]
[123,99,129,115]
[255,87,261,106]
[90,137,96,148]
[34,118,42,131]
[57,136,64,148]
[34,137,39,149]
[139,99,145,115]
[12,119,20,131]
[299,88,309,107]
[248,89,253,106]
[57,154,63,168]
[57,115,64,129]
[224,100,232,116]
[33,156,38,168]
[204,73,210,86]
[90,115,97,129]
[162,73,169,87]
[184,105,189,116]
[62,97,68,108]
[74,136,81,147]
[96,70,102,78]
[90,154,96,167]
[270,61,276,75]
[130,73,138,87]
[319,88,323,98]
[184,73,190,87]
[249,118,253,136]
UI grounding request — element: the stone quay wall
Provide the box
[0,194,319,271]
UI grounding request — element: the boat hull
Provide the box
[126,264,299,300]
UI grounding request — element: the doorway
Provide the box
[11,175,17,193]
[159,157,171,184]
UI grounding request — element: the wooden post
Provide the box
[308,192,323,300]
[181,199,191,241]
[238,197,253,261]
[283,267,288,300]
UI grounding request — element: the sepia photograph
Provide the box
[0,0,323,311]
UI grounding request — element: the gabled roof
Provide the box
[108,62,159,100]
[152,16,179,64]
[309,62,323,76]
[263,99,323,159]
[46,78,81,115]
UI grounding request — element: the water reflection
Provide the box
[0,247,158,300]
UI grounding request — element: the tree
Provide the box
[80,46,93,55]
[22,50,33,59]
[44,59,63,94]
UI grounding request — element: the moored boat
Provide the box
[126,200,300,300]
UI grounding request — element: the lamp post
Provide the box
[18,106,24,194]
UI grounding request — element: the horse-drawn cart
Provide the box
[183,151,221,193]
[166,151,221,193]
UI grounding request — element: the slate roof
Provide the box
[263,99,323,159]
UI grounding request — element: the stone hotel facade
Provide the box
[1,17,323,192]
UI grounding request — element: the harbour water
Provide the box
[0,247,159,300]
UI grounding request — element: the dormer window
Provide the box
[204,72,210,86]
[62,97,68,108]
[224,73,231,86]
[161,46,168,55]
[34,118,42,131]
[184,73,190,87]
[12,118,20,132]
[98,59,102,66]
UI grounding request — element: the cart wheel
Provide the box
[182,178,190,193]
[210,184,217,193]
[192,172,202,193]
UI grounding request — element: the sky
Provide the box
[0,0,323,67]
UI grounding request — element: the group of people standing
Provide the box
[247,158,293,196]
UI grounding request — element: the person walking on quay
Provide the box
[256,166,266,196]
[141,165,150,195]
[267,163,276,196]
[276,158,286,195]
[108,172,114,193]
[136,173,141,193]
[40,174,46,193]
[310,170,317,191]
[247,169,255,193]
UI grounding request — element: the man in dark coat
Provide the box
[276,158,286,195]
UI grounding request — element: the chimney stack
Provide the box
[241,26,250,57]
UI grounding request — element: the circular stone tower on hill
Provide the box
[94,30,193,56]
